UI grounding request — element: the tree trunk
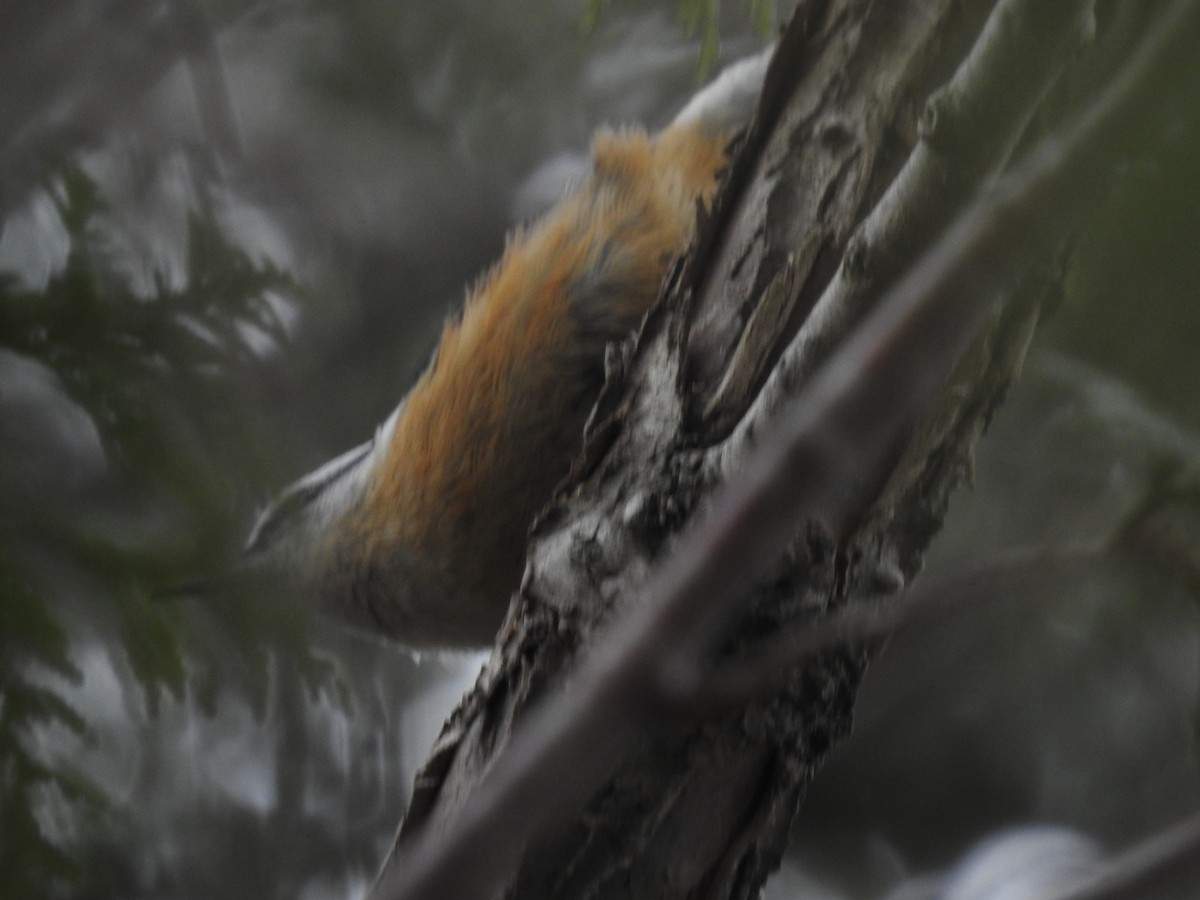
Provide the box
[367,0,1197,897]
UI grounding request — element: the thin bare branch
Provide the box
[706,471,1200,706]
[701,542,1104,707]
[1041,811,1200,900]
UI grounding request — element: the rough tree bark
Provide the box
[366,0,1199,897]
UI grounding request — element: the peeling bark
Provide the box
[366,0,1200,897]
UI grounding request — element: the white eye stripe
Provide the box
[375,401,404,445]
[245,439,374,552]
[290,440,374,500]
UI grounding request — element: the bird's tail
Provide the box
[670,46,773,136]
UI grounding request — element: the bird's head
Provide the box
[239,403,488,649]
[243,404,404,592]
[245,439,376,567]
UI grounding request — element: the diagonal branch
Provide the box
[1044,811,1200,900]
[371,2,1200,899]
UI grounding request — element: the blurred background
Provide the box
[0,2,1197,898]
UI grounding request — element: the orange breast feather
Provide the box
[351,121,731,618]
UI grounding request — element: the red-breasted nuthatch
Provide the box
[245,50,771,649]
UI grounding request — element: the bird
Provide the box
[244,48,772,650]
